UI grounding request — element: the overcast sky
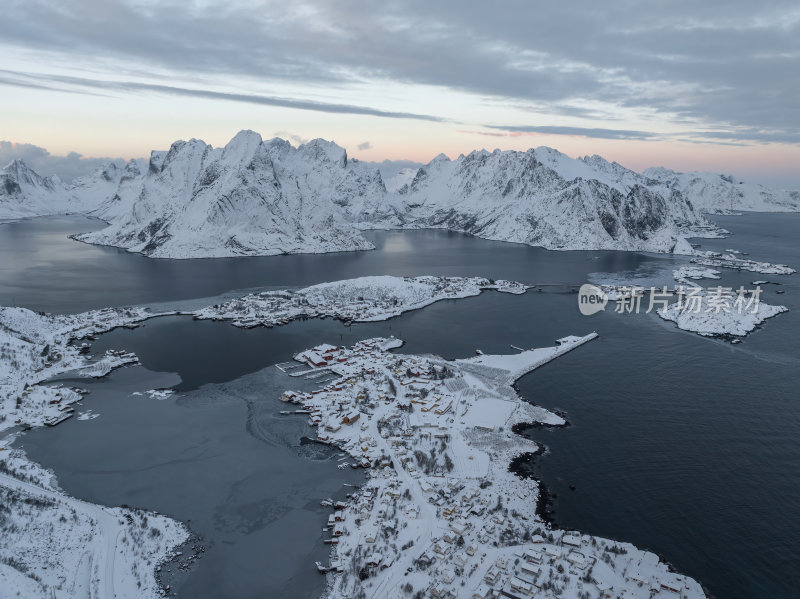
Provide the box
[2,0,799,186]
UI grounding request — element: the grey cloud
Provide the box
[478,125,800,145]
[357,141,372,151]
[0,69,448,123]
[483,125,658,141]
[0,0,798,142]
[686,129,800,144]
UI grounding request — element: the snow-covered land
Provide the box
[690,253,796,275]
[0,304,190,597]
[0,306,163,432]
[657,290,788,338]
[193,276,527,328]
[12,130,800,257]
[80,133,710,257]
[370,147,706,255]
[0,276,523,432]
[0,158,141,220]
[672,265,720,286]
[592,251,792,340]
[0,274,715,598]
[0,159,67,219]
[275,334,706,599]
[643,167,800,214]
[0,443,188,598]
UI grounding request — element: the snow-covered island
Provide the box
[194,276,528,328]
[671,265,720,286]
[656,291,788,338]
[277,335,707,599]
[690,253,796,276]
[662,262,790,339]
[594,262,790,340]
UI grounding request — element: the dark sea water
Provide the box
[5,214,799,599]
[0,215,646,314]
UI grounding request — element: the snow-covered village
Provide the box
[277,335,706,599]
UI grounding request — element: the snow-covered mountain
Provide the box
[358,148,702,253]
[76,131,381,258]
[383,167,419,193]
[643,167,800,213]
[0,159,66,219]
[4,131,799,257]
[67,160,133,213]
[0,158,135,219]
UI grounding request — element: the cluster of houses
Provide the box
[277,337,705,599]
[193,276,530,331]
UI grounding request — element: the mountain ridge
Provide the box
[2,131,798,257]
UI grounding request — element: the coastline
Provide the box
[270,331,706,598]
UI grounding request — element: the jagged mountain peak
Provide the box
[222,130,263,162]
[298,138,348,168]
[3,158,51,187]
[3,157,29,172]
[1,157,67,217]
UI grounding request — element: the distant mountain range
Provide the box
[2,130,798,258]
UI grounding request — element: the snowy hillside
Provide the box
[383,167,419,193]
[369,147,704,253]
[0,159,66,219]
[67,159,137,213]
[643,167,800,213]
[0,158,135,219]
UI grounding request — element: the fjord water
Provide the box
[6,214,800,598]
[0,215,647,314]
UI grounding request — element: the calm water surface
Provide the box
[0,215,646,314]
[6,214,799,599]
